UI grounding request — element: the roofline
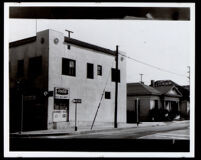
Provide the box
[127,93,161,96]
[9,36,37,48]
[162,94,182,98]
[64,37,115,56]
[9,35,116,56]
[127,82,161,95]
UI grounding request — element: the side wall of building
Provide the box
[9,30,49,131]
[47,30,126,129]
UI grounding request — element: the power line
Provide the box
[119,53,186,77]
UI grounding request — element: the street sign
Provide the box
[72,99,82,131]
[73,99,82,103]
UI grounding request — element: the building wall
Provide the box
[10,30,49,90]
[127,95,161,122]
[9,29,127,131]
[9,30,50,131]
[47,30,126,129]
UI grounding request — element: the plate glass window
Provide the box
[62,58,76,76]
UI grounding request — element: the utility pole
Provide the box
[139,73,144,84]
[114,45,119,128]
[187,66,190,85]
[136,98,139,127]
[65,29,74,38]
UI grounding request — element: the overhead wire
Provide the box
[119,53,187,77]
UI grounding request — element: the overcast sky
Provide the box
[9,19,192,85]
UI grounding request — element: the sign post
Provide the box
[75,103,77,131]
[72,99,82,131]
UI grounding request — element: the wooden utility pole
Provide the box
[114,45,119,128]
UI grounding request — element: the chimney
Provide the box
[150,80,155,87]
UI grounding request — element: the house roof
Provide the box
[9,33,116,56]
[127,83,161,96]
[151,80,189,99]
[153,85,182,97]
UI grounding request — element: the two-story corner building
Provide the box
[9,29,127,132]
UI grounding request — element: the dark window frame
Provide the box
[97,65,102,76]
[105,91,111,99]
[62,58,76,77]
[87,63,94,79]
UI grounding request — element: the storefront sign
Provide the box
[53,110,67,122]
[54,87,69,99]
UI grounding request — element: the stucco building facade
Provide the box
[9,29,127,132]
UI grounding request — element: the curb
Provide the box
[11,121,186,138]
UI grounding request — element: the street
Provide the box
[40,121,189,139]
[10,121,190,152]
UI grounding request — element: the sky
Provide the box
[9,19,192,86]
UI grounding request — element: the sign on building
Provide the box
[54,87,70,99]
[53,110,67,122]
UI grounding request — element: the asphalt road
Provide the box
[10,121,190,152]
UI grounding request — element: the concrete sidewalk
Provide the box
[10,120,189,137]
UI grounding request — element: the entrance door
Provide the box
[54,99,69,122]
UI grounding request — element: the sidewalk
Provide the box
[10,120,189,138]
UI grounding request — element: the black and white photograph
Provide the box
[4,2,195,158]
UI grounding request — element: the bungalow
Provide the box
[151,80,190,119]
[127,81,183,123]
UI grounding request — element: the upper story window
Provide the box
[97,65,102,76]
[87,63,94,79]
[28,56,42,78]
[105,91,111,99]
[111,68,120,83]
[17,59,24,78]
[62,58,76,76]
